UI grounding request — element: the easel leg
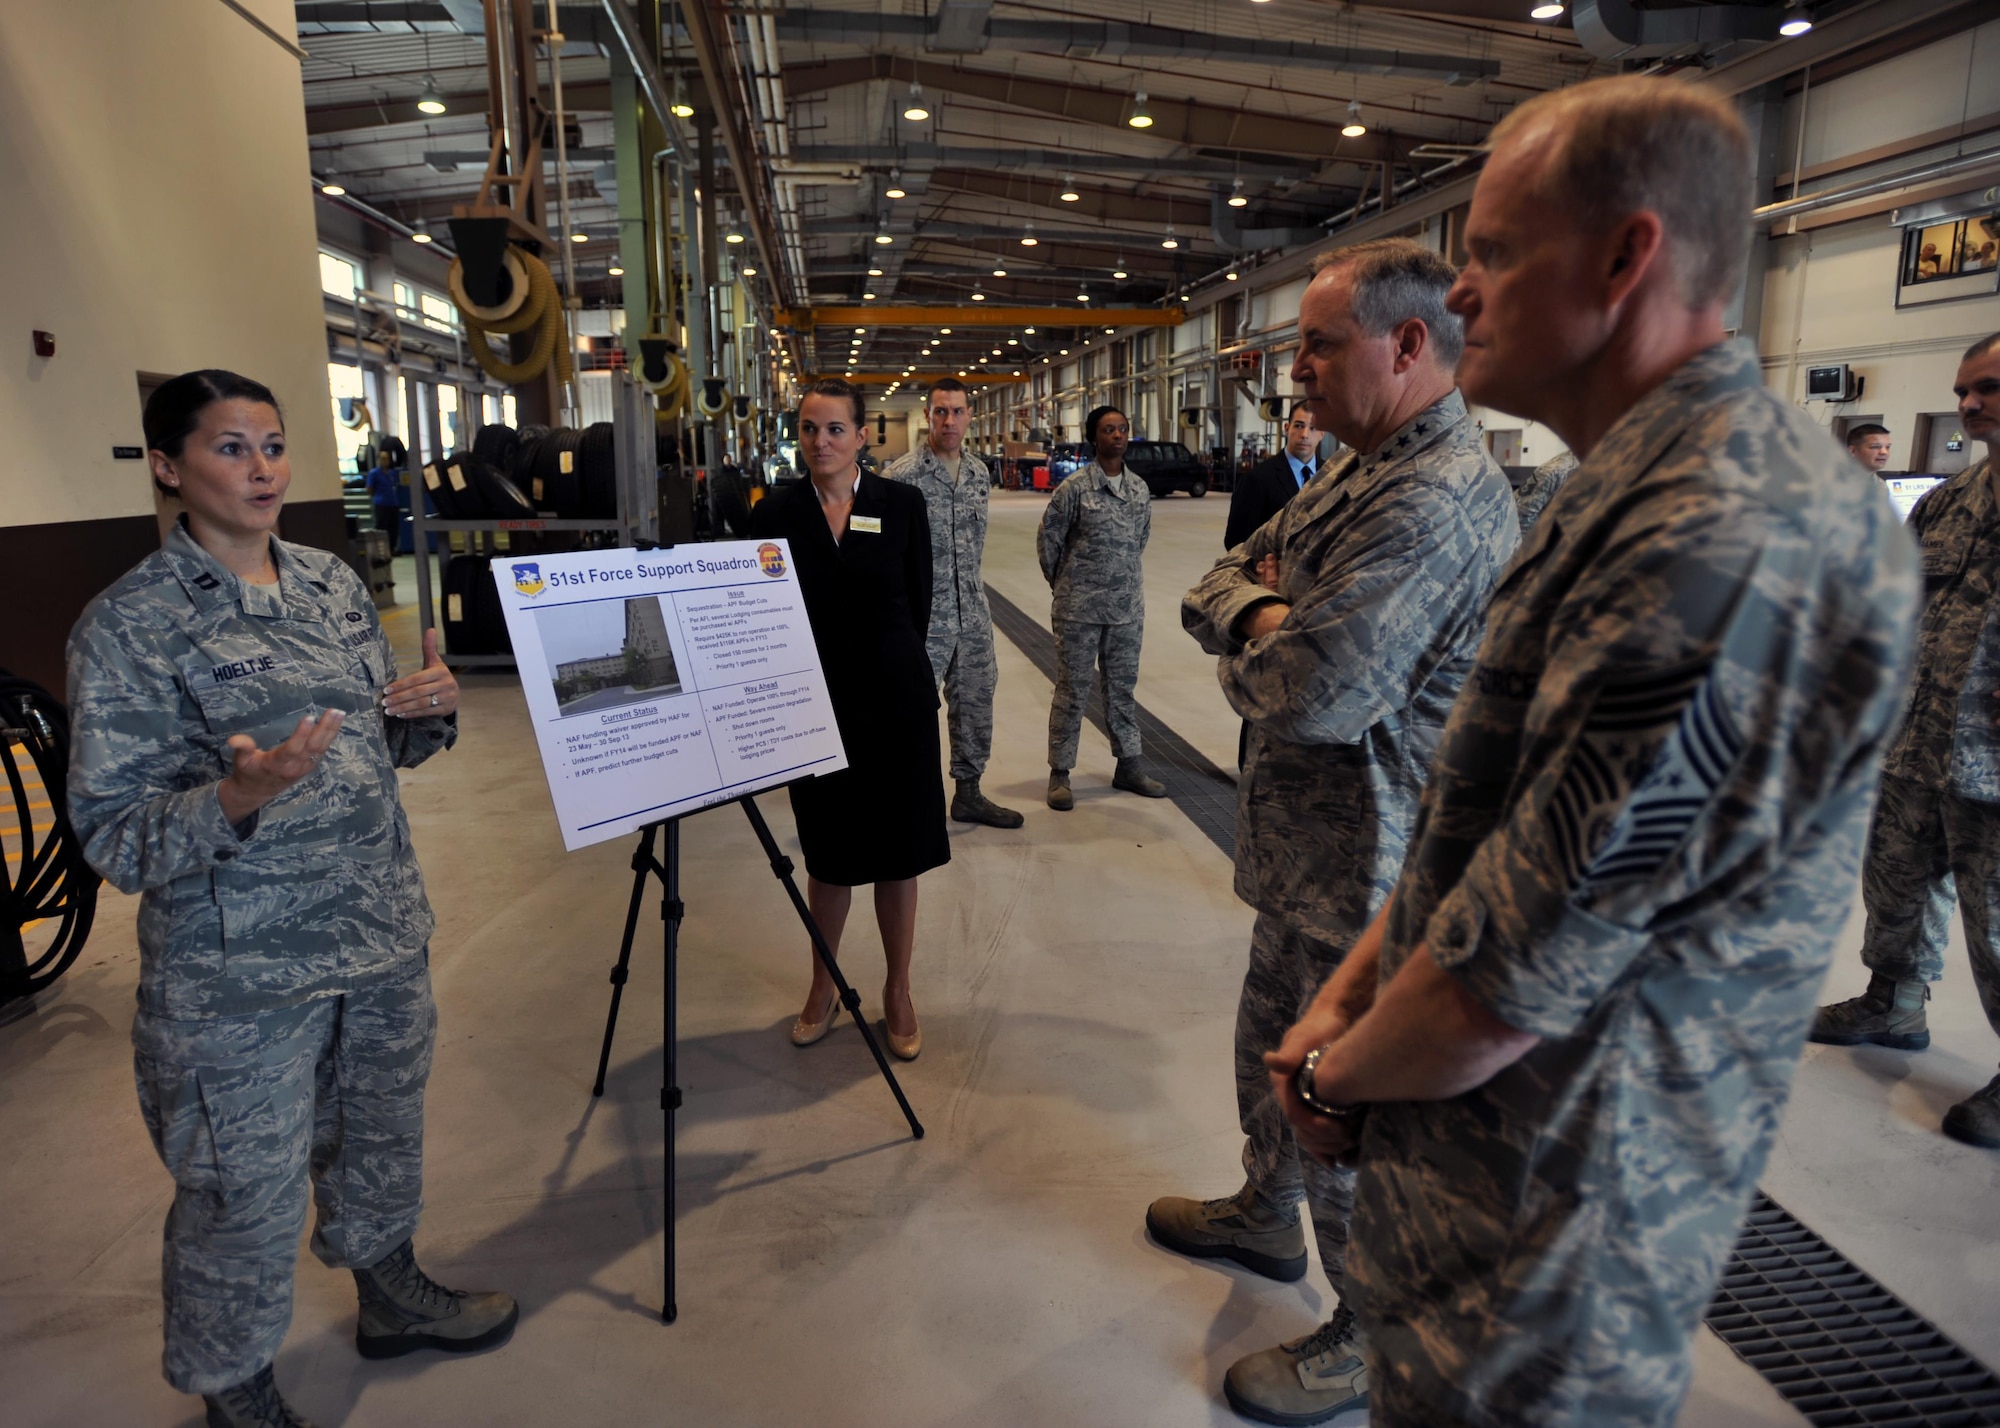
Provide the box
[661,819,682,1325]
[736,796,926,1141]
[592,823,659,1097]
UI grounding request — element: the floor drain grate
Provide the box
[1706,1193,2000,1425]
[987,586,1239,858]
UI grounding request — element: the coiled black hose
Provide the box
[0,672,100,1005]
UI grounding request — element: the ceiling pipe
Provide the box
[771,11,1498,82]
[597,0,792,308]
[792,143,1310,180]
[313,176,458,259]
[1754,148,2000,224]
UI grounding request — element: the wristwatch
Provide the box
[1295,1046,1365,1121]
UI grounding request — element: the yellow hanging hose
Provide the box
[455,248,573,387]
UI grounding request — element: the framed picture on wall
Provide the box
[1894,205,2000,308]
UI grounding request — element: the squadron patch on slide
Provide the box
[757,543,787,578]
[511,562,546,597]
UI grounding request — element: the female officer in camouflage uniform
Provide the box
[1036,405,1168,809]
[66,371,516,1428]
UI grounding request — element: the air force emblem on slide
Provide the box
[512,562,546,597]
[757,543,787,578]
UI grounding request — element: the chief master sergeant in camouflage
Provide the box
[885,377,1023,828]
[1265,80,1919,1428]
[1161,239,1519,1428]
[66,371,517,1428]
[1037,404,1168,809]
[1813,332,2000,1149]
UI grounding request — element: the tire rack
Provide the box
[408,370,660,668]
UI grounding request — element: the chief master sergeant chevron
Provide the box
[1265,78,1920,1427]
[885,376,1024,828]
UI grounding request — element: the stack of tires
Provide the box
[429,422,623,660]
[510,423,617,519]
[441,554,511,657]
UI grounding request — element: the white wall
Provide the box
[1758,226,1999,463]
[0,0,335,530]
[1780,20,2000,178]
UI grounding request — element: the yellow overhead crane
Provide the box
[776,305,1184,331]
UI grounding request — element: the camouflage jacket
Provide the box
[1182,391,1518,941]
[1513,450,1577,537]
[884,442,993,657]
[1356,342,1919,1426]
[1882,455,2000,799]
[66,521,455,1018]
[1037,461,1152,624]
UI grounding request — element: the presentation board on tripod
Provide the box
[492,539,847,850]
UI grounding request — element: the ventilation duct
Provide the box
[1572,0,1782,59]
[1211,189,1324,252]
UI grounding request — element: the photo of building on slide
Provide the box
[538,596,684,716]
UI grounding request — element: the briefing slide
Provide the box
[491,540,848,850]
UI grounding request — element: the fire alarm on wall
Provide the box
[32,330,54,357]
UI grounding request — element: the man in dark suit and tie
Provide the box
[1226,403,1324,549]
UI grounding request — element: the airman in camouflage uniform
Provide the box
[1512,449,1577,536]
[1037,407,1166,807]
[67,519,515,1419]
[1267,82,1922,1428]
[885,379,1023,829]
[1813,333,2000,1149]
[1337,338,1919,1427]
[1161,238,1519,1426]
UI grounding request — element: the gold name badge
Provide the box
[850,515,883,533]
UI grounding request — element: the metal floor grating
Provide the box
[1706,1194,2000,1426]
[989,583,2000,1427]
[985,586,1240,856]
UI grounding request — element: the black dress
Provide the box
[749,472,950,886]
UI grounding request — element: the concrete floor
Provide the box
[2,491,1994,1427]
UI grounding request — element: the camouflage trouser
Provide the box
[1048,615,1143,770]
[1859,773,2000,1036]
[1237,911,1357,1300]
[929,615,997,782]
[132,954,436,1394]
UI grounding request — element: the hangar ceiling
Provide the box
[292,0,1973,381]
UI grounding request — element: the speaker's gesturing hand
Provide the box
[217,710,346,825]
[384,627,458,719]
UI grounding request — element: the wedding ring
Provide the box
[430,693,440,707]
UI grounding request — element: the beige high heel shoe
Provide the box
[790,991,840,1047]
[881,991,921,1061]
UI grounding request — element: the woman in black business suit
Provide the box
[750,378,948,1060]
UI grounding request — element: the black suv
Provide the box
[1124,440,1211,498]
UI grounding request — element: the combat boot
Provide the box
[1810,973,1930,1051]
[1047,769,1074,811]
[951,777,1025,828]
[1224,1306,1369,1426]
[1113,757,1167,798]
[203,1365,315,1428]
[1943,1070,2000,1149]
[352,1239,519,1360]
[1145,1183,1307,1282]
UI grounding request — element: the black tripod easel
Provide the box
[590,793,926,1323]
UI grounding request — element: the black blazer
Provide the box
[1225,452,1314,549]
[749,472,938,742]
